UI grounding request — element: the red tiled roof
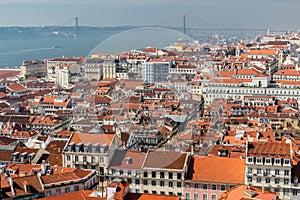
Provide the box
[69,132,114,145]
[124,193,180,200]
[218,185,278,200]
[247,141,290,158]
[0,92,7,99]
[39,190,104,200]
[143,150,188,170]
[186,156,245,184]
[248,49,277,55]
[236,68,259,75]
[41,168,92,185]
[109,150,147,170]
[7,83,26,92]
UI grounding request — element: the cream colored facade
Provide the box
[62,133,122,186]
[85,59,103,81]
[20,60,47,79]
[245,142,295,200]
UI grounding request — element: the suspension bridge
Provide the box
[58,15,275,40]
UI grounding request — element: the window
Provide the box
[266,178,270,184]
[203,194,208,200]
[56,189,61,195]
[257,177,261,183]
[203,184,208,190]
[169,172,173,179]
[221,185,226,191]
[186,193,190,200]
[128,170,131,176]
[283,189,289,196]
[135,179,140,185]
[152,191,157,194]
[247,167,252,174]
[194,183,199,189]
[91,156,95,163]
[46,191,51,196]
[177,173,181,180]
[65,187,70,193]
[160,181,164,187]
[275,169,280,175]
[144,172,148,177]
[293,190,298,196]
[284,159,290,165]
[212,184,216,190]
[74,186,79,191]
[120,170,123,175]
[169,182,173,187]
[177,182,181,188]
[275,178,280,184]
[75,156,78,162]
[143,180,148,185]
[160,172,164,178]
[66,155,70,161]
[256,157,262,164]
[284,179,289,185]
[248,177,252,183]
[152,181,156,186]
[186,184,190,189]
[265,158,271,164]
[275,158,281,165]
[169,192,174,196]
[212,194,217,200]
[257,168,262,174]
[152,171,156,178]
[83,156,87,163]
[265,169,270,175]
[194,193,199,200]
[284,170,290,176]
[160,191,165,195]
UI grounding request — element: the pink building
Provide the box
[183,156,245,200]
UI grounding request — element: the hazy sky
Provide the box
[1,0,300,29]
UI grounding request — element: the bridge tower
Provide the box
[183,15,186,35]
[75,17,79,38]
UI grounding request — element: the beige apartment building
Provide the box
[108,149,190,196]
[62,132,123,187]
[245,140,294,200]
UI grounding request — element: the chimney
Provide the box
[41,160,48,175]
[8,178,15,196]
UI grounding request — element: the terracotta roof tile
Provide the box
[69,132,115,145]
[186,156,245,184]
[247,141,290,158]
[143,150,188,170]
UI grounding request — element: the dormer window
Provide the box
[256,157,262,164]
[284,159,290,165]
[265,158,271,164]
[247,157,253,163]
[275,158,281,165]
